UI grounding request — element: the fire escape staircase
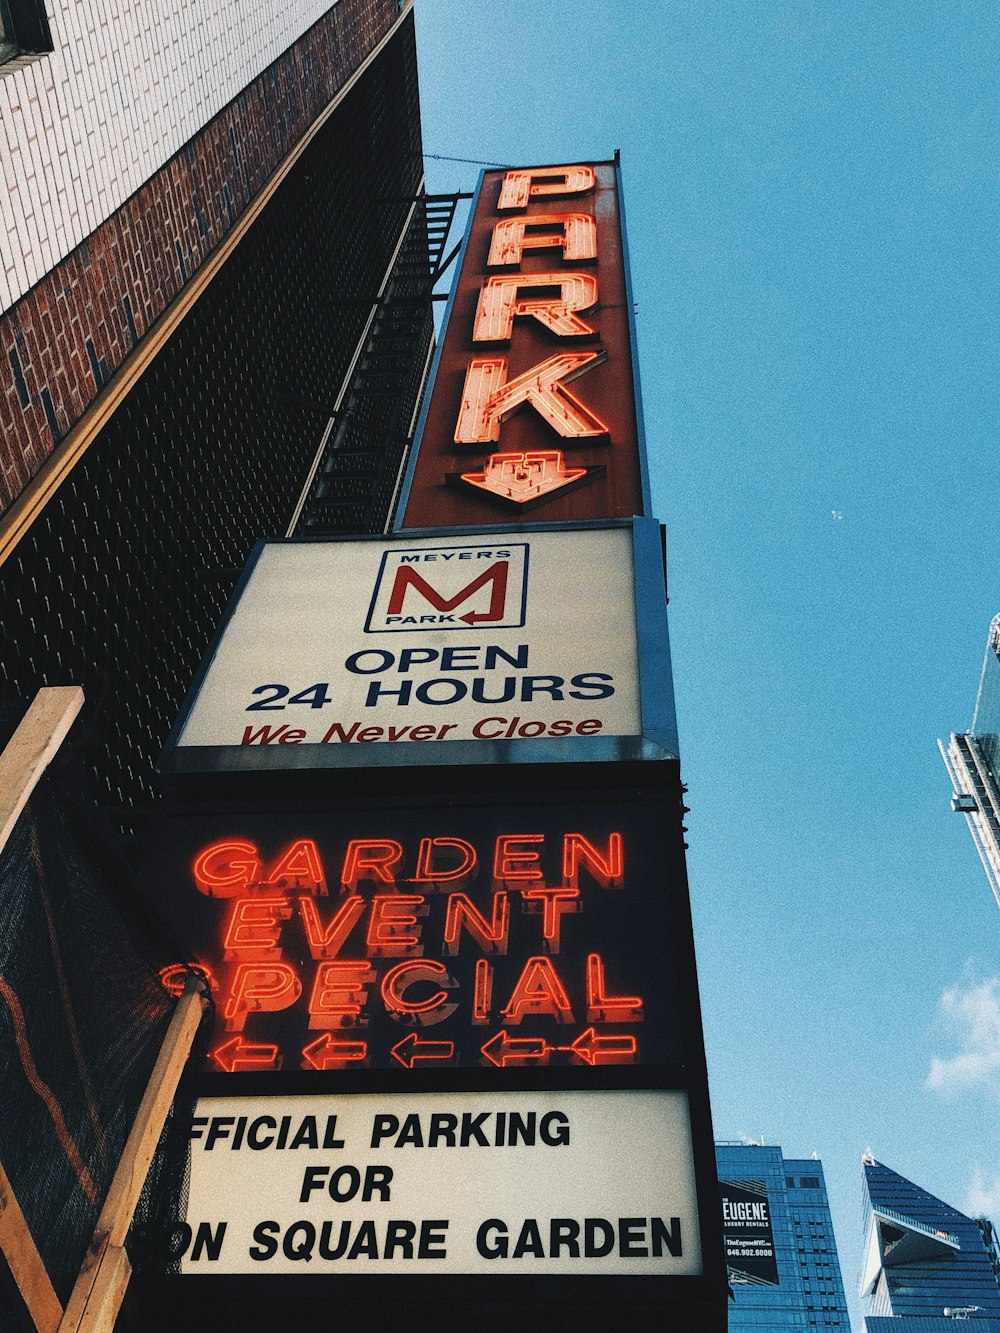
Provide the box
[288,192,469,539]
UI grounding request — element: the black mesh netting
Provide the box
[0,705,212,1326]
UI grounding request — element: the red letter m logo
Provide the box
[387,564,509,624]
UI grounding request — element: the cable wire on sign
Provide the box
[424,153,512,168]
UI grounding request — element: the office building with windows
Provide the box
[940,613,1000,907]
[717,1142,850,1330]
[860,1155,1000,1330]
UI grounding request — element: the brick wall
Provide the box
[0,0,401,514]
[0,0,396,308]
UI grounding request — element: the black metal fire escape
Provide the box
[288,191,469,538]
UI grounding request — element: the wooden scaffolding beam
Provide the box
[57,977,205,1333]
[0,687,206,1332]
[0,1163,63,1333]
[0,687,84,853]
[0,687,85,1330]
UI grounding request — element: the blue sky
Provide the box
[413,1,1000,1324]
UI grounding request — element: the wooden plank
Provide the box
[0,1161,63,1333]
[74,1248,130,1333]
[0,687,84,852]
[0,0,414,571]
[102,979,205,1249]
[58,977,205,1332]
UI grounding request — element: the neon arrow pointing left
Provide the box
[390,1035,456,1069]
[566,1028,638,1066]
[301,1034,368,1070]
[480,1031,553,1067]
[210,1037,281,1073]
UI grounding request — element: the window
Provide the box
[0,0,53,66]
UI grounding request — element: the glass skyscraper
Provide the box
[860,1155,1000,1330]
[940,613,1000,906]
[716,1142,850,1330]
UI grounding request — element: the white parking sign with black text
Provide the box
[179,1089,701,1276]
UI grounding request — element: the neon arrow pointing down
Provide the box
[480,1029,637,1068]
[210,1037,282,1073]
[455,450,604,506]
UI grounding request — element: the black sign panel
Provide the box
[720,1179,779,1285]
[140,793,690,1076]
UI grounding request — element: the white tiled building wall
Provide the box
[0,0,340,313]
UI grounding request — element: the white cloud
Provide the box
[926,974,1000,1097]
[966,1166,1000,1221]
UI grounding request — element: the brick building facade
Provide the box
[1,0,401,509]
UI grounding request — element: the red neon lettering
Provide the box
[454,352,609,445]
[341,839,403,891]
[192,840,262,897]
[473,272,598,343]
[501,956,574,1025]
[586,953,643,1023]
[563,832,624,889]
[487,212,596,268]
[473,959,492,1023]
[442,892,509,955]
[519,886,579,952]
[266,839,327,894]
[494,835,545,884]
[380,960,457,1026]
[297,896,367,960]
[222,963,301,1031]
[412,836,478,885]
[222,895,292,961]
[497,165,596,211]
[366,894,427,957]
[308,961,375,1029]
[386,564,508,622]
